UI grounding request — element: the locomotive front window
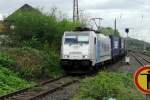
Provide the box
[65,36,77,44]
[78,36,89,44]
[65,35,89,44]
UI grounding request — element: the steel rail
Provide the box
[0,75,66,100]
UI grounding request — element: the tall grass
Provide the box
[0,47,64,79]
[72,72,144,100]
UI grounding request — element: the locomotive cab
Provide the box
[60,31,97,71]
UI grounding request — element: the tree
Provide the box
[100,27,120,36]
[5,8,83,48]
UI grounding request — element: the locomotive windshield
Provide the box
[65,34,89,44]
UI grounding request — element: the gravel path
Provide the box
[107,54,142,74]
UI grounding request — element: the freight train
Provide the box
[60,28,126,73]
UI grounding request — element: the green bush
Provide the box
[23,36,42,50]
[43,44,63,78]
[6,9,82,49]
[0,66,33,96]
[72,72,144,100]
[100,27,120,36]
[0,47,64,79]
[2,7,85,80]
[0,53,16,68]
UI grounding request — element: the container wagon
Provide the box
[119,38,126,57]
[110,35,120,61]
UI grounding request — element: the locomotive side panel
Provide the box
[96,34,111,63]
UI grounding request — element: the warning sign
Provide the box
[134,66,150,94]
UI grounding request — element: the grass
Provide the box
[0,47,63,96]
[42,44,64,78]
[0,66,34,96]
[71,72,144,100]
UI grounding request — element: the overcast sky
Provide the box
[0,0,150,43]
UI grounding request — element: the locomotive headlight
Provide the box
[64,55,69,58]
[83,55,88,59]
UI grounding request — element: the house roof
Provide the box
[6,4,40,19]
[16,4,37,11]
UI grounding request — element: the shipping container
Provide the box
[110,35,120,59]
[119,38,125,56]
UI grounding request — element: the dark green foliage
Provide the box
[3,8,84,79]
[100,27,120,36]
[4,9,81,79]
[72,72,143,100]
[6,10,81,48]
[7,10,58,43]
[23,36,42,50]
[42,43,64,78]
[127,38,150,51]
[0,53,16,68]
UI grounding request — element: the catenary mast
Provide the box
[73,0,79,22]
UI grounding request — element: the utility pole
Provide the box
[73,0,79,22]
[141,15,146,52]
[114,18,117,35]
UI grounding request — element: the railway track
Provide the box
[130,52,150,66]
[138,53,150,63]
[0,76,80,100]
